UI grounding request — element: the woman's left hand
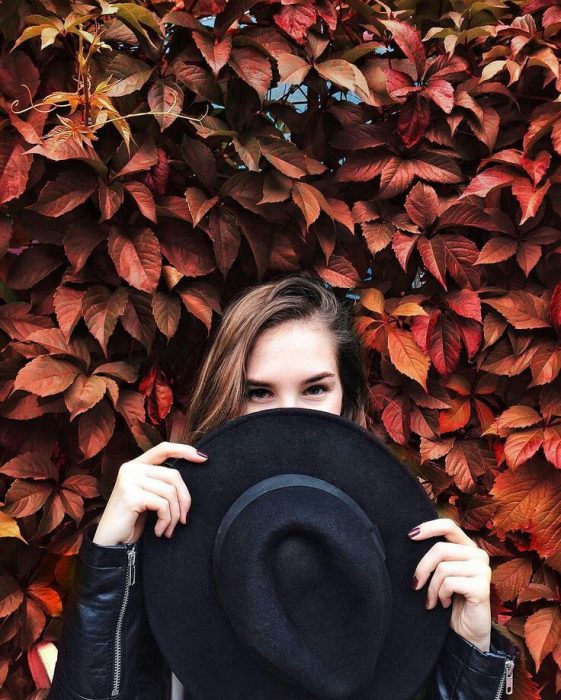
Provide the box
[408,518,492,652]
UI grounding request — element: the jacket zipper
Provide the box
[493,657,515,698]
[111,543,137,697]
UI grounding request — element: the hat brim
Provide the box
[141,407,453,700]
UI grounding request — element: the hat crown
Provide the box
[213,474,393,699]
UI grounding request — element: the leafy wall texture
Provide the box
[0,0,560,697]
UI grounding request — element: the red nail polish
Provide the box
[408,527,421,537]
[411,575,419,590]
[197,450,208,458]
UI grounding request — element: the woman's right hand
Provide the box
[92,442,208,546]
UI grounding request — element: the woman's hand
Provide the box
[92,442,209,547]
[408,518,492,652]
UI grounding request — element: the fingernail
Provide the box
[408,527,421,537]
[425,594,431,609]
[196,450,208,458]
[411,575,419,590]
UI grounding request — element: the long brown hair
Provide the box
[184,272,369,444]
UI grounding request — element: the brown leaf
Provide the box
[26,167,98,217]
[78,399,116,459]
[14,356,80,397]
[82,286,129,356]
[108,226,161,293]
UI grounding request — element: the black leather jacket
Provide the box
[48,524,521,700]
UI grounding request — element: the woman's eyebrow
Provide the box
[245,372,336,387]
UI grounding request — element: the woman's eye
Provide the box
[246,388,270,400]
[245,385,329,400]
[306,384,328,395]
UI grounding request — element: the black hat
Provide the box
[141,407,452,700]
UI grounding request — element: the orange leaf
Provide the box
[387,326,429,390]
[504,428,544,470]
[14,356,80,397]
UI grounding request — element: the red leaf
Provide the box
[313,255,361,288]
[439,397,471,433]
[363,222,393,257]
[122,181,157,223]
[460,167,515,199]
[424,78,454,113]
[418,235,447,289]
[475,237,517,265]
[443,234,481,290]
[429,311,462,377]
[484,291,551,330]
[398,95,431,148]
[543,424,561,468]
[404,182,439,228]
[445,439,490,493]
[0,133,33,205]
[446,289,482,322]
[229,47,272,101]
[274,3,317,44]
[550,283,561,334]
[381,395,410,444]
[457,318,482,360]
[192,32,232,74]
[382,19,426,79]
[262,140,311,179]
[511,178,551,225]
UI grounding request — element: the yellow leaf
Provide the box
[391,302,429,317]
[360,288,385,315]
[0,511,28,543]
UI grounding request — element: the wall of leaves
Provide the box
[0,0,560,697]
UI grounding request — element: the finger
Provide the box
[408,517,479,549]
[140,441,209,466]
[142,464,192,524]
[425,559,487,608]
[141,476,182,536]
[413,542,485,587]
[431,576,490,610]
[139,489,173,537]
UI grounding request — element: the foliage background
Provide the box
[0,0,560,697]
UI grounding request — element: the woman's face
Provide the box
[240,319,344,416]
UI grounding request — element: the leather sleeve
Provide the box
[48,523,150,700]
[423,625,520,700]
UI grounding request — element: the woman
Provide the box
[48,272,519,700]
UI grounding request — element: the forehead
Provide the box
[246,320,338,370]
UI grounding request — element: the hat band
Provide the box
[213,473,386,579]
